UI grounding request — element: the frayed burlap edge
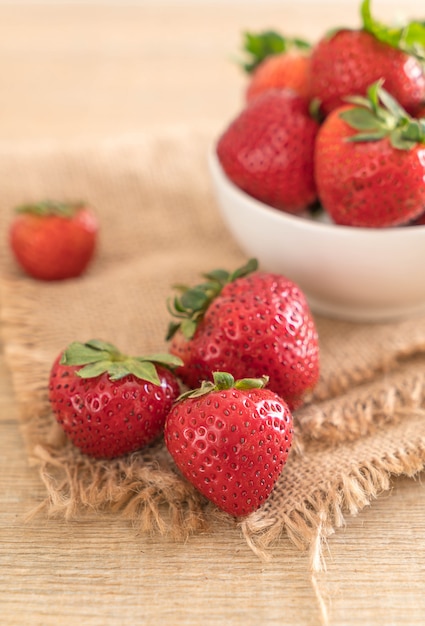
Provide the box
[241,438,425,561]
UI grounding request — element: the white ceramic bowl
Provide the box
[208,148,425,323]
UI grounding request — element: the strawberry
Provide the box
[314,81,425,228]
[309,0,425,117]
[48,339,183,458]
[9,200,98,281]
[240,30,311,102]
[216,89,319,213]
[164,372,293,517]
[166,259,319,410]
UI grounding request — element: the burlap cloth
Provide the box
[1,126,425,561]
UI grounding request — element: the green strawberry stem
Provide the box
[60,339,183,384]
[166,258,258,341]
[177,371,270,401]
[15,199,86,218]
[340,80,425,149]
[361,0,425,61]
[240,30,311,73]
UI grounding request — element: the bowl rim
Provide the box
[209,146,425,238]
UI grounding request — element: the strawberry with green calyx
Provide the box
[240,30,312,102]
[48,339,183,459]
[167,259,320,410]
[315,81,425,228]
[164,371,294,517]
[309,0,425,117]
[216,89,319,213]
[9,199,98,281]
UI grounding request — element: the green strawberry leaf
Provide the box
[60,341,112,366]
[180,319,197,340]
[175,371,269,401]
[166,321,181,341]
[166,258,258,341]
[230,257,258,281]
[344,95,374,111]
[60,339,182,383]
[241,30,310,73]
[377,86,410,120]
[390,126,422,149]
[342,80,425,148]
[85,338,121,354]
[361,0,425,60]
[212,371,236,389]
[76,360,114,379]
[339,107,382,131]
[15,199,84,218]
[180,287,210,312]
[138,353,183,368]
[345,129,389,143]
[123,359,161,385]
[204,269,231,283]
[234,376,270,390]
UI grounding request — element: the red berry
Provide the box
[167,259,319,410]
[48,339,182,458]
[9,200,98,280]
[315,83,425,228]
[310,29,425,117]
[165,372,294,517]
[216,90,319,214]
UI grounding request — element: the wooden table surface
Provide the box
[1,3,425,625]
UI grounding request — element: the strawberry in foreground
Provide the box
[216,89,319,214]
[48,339,183,458]
[9,199,98,281]
[241,30,311,103]
[165,372,294,517]
[167,259,319,410]
[315,81,425,228]
[309,0,425,117]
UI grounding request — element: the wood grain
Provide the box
[1,3,425,625]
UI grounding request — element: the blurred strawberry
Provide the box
[9,199,98,280]
[315,81,425,227]
[240,30,311,102]
[216,89,319,213]
[309,0,425,116]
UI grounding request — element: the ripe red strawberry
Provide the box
[216,90,319,213]
[314,81,425,228]
[9,200,98,281]
[240,30,311,102]
[167,259,319,410]
[165,372,294,517]
[48,339,182,458]
[246,53,311,103]
[309,0,425,117]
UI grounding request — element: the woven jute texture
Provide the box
[1,126,425,559]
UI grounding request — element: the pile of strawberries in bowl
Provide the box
[210,0,425,322]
